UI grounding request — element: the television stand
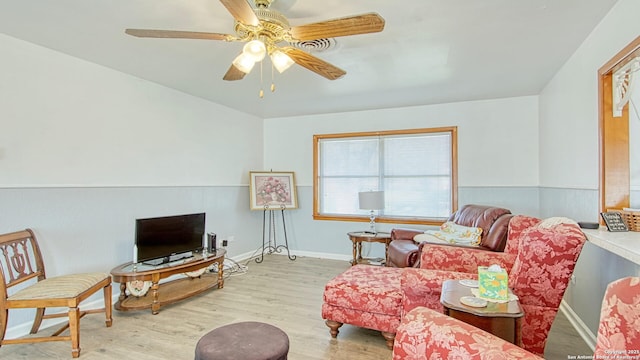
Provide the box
[110,249,226,314]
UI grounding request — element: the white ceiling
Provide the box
[0,0,619,118]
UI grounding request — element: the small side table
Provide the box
[440,279,524,345]
[347,231,392,266]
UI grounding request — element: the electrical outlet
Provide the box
[222,240,229,247]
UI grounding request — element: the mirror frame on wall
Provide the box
[599,35,640,216]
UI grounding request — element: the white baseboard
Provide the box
[288,250,352,262]
[559,300,596,351]
[4,296,116,340]
[233,248,351,263]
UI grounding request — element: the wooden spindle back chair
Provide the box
[0,229,112,358]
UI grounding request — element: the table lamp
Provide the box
[359,191,385,234]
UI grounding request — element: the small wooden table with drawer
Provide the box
[440,279,524,345]
[347,231,392,266]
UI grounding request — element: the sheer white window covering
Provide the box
[314,127,457,224]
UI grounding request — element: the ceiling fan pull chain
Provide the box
[259,60,264,98]
[271,62,276,93]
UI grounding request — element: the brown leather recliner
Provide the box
[386,204,513,268]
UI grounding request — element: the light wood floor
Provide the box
[0,255,592,359]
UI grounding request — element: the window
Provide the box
[313,127,457,225]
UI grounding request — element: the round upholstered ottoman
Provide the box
[195,321,289,360]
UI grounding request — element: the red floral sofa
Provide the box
[321,215,586,355]
[392,276,640,359]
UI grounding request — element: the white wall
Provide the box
[0,34,262,187]
[0,32,267,263]
[0,34,265,337]
[539,0,640,189]
[265,96,539,188]
[539,0,640,341]
[263,96,541,262]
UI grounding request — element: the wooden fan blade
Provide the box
[219,0,260,26]
[125,29,233,41]
[289,13,385,41]
[223,64,247,81]
[281,47,346,80]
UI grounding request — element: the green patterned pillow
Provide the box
[421,221,483,245]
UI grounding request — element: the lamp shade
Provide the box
[232,52,256,74]
[359,191,385,210]
[270,50,295,73]
[243,40,266,62]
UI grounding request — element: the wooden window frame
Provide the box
[312,127,458,226]
[599,36,640,216]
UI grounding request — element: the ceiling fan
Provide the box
[125,0,385,82]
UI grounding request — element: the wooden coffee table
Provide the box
[440,279,524,345]
[111,249,225,314]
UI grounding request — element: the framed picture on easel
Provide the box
[249,171,298,210]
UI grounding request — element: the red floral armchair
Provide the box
[393,276,640,359]
[399,216,586,355]
[322,216,586,354]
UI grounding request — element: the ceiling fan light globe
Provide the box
[243,40,267,62]
[271,51,295,73]
[232,53,256,74]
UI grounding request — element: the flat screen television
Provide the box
[135,212,205,264]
